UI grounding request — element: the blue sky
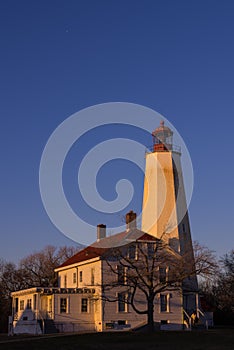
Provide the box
[1,0,234,262]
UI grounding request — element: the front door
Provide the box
[47,296,53,319]
[41,296,53,319]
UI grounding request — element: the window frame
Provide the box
[60,297,67,313]
[160,294,170,313]
[159,266,167,283]
[79,271,83,283]
[117,265,124,284]
[117,292,128,313]
[117,265,128,284]
[81,298,88,313]
[91,268,95,285]
[128,244,137,260]
[147,242,155,258]
[73,272,77,284]
[20,300,24,311]
[33,294,37,310]
[26,298,32,310]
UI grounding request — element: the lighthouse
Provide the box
[141,121,198,310]
[142,121,193,255]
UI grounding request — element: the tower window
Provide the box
[73,272,77,284]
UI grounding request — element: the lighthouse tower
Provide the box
[142,121,193,256]
[142,121,197,289]
[141,121,198,312]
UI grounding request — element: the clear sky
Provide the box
[1,0,234,263]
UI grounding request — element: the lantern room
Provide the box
[152,120,173,152]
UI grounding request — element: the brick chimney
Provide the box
[97,224,106,241]
[126,210,137,231]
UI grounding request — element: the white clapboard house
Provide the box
[9,211,201,335]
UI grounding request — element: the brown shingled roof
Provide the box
[56,229,158,269]
[57,246,108,269]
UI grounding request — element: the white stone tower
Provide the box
[141,121,198,312]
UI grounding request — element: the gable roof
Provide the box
[92,228,157,248]
[56,229,157,270]
[56,246,107,269]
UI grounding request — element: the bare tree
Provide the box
[101,238,217,332]
[19,245,80,287]
[0,261,26,295]
[199,249,234,325]
[213,250,234,312]
[0,245,81,332]
[0,260,29,332]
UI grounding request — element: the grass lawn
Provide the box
[0,329,233,350]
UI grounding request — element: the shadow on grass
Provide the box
[0,328,233,350]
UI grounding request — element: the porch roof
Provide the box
[11,287,96,297]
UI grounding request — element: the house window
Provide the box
[64,275,67,288]
[105,322,115,329]
[26,299,32,309]
[60,298,67,313]
[118,320,127,325]
[161,320,169,325]
[73,272,77,284]
[117,265,127,284]
[33,294,37,310]
[147,242,155,258]
[81,298,88,312]
[128,244,136,260]
[49,298,52,313]
[79,271,83,283]
[159,267,167,283]
[118,292,128,312]
[91,268,95,285]
[20,300,24,311]
[160,294,169,312]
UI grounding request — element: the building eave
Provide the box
[11,287,97,297]
[54,256,101,272]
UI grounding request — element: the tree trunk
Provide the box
[147,295,154,332]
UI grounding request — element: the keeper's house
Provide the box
[9,212,189,335]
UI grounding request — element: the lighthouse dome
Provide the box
[152,120,173,137]
[151,121,173,152]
